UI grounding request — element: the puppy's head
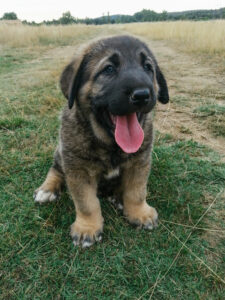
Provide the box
[60,35,169,153]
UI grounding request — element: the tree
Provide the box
[59,11,75,24]
[107,12,110,24]
[134,9,159,22]
[220,8,225,18]
[2,12,18,20]
[161,10,168,21]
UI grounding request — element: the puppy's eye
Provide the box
[103,65,115,75]
[143,63,153,72]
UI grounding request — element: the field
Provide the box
[0,21,225,299]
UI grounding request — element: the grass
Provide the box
[193,104,225,137]
[120,20,225,73]
[120,20,225,55]
[0,23,225,299]
[1,129,225,299]
[1,20,225,54]
[0,24,103,47]
[0,51,35,74]
[193,104,225,116]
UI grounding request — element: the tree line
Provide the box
[1,8,225,25]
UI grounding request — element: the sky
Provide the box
[1,0,225,22]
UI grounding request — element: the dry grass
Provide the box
[120,20,225,55]
[0,23,101,47]
[0,21,225,56]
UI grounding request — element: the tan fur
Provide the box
[37,167,63,194]
[71,212,103,240]
[153,73,159,95]
[124,201,158,225]
[66,171,103,240]
[121,160,157,225]
[90,113,112,144]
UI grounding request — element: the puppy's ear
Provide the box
[60,55,88,109]
[156,65,169,104]
[60,60,75,100]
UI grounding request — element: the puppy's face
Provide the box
[60,36,169,153]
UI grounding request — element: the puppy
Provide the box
[34,35,169,247]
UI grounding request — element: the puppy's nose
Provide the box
[131,89,150,106]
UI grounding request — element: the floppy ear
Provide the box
[59,60,75,100]
[60,55,88,109]
[155,65,169,104]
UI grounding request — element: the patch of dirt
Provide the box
[155,103,225,158]
[148,40,225,160]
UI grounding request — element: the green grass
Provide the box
[1,35,225,300]
[193,104,225,137]
[0,50,35,74]
[193,104,225,116]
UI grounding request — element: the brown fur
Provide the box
[35,167,64,196]
[34,35,169,247]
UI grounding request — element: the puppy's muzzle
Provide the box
[130,88,150,107]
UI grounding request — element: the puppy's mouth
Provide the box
[104,111,144,153]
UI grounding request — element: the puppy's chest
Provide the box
[98,166,121,198]
[103,167,120,180]
[100,150,128,180]
[97,145,129,170]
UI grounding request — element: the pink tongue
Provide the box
[115,113,144,153]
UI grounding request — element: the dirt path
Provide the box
[147,40,225,159]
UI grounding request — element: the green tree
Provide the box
[59,11,75,24]
[221,8,225,18]
[161,10,168,21]
[2,12,18,20]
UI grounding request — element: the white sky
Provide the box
[0,0,224,22]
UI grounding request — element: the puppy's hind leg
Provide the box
[34,150,64,204]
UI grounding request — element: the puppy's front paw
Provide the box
[34,189,58,204]
[124,202,158,230]
[71,216,104,248]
